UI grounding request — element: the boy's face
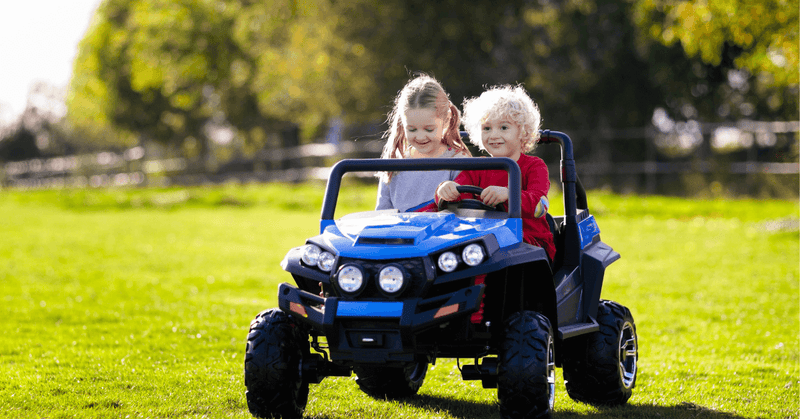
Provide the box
[403,108,448,158]
[481,118,523,160]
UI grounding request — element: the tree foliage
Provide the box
[68,0,397,153]
[67,0,798,153]
[633,0,798,88]
[70,0,243,155]
[631,0,798,121]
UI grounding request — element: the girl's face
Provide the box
[481,118,524,160]
[403,108,448,158]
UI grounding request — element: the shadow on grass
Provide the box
[554,402,750,419]
[402,394,499,418]
[399,396,748,419]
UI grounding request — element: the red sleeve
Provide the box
[519,157,550,218]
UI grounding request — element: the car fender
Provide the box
[581,241,621,321]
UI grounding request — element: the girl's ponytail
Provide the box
[379,117,406,182]
[443,102,471,157]
[380,118,405,160]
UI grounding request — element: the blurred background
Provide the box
[0,0,797,198]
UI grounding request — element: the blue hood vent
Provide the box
[322,211,521,259]
[356,237,416,245]
[350,213,450,246]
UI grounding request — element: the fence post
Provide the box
[281,125,299,171]
[745,136,757,194]
[138,135,148,187]
[645,126,656,194]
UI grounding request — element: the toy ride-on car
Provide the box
[244,130,638,419]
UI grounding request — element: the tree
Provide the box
[631,0,798,120]
[69,0,245,159]
[0,81,73,161]
[68,0,796,157]
[633,0,798,88]
[67,0,395,154]
[0,127,40,162]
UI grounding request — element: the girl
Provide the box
[436,84,555,260]
[375,74,472,212]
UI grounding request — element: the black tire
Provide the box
[497,311,555,419]
[244,309,309,419]
[562,300,638,406]
[354,361,428,399]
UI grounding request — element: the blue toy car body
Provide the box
[245,131,638,419]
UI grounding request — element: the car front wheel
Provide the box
[498,310,555,419]
[244,309,309,419]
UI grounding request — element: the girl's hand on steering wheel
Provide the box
[437,181,461,202]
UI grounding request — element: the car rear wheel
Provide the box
[244,309,309,419]
[562,300,638,406]
[498,310,555,419]
[354,361,428,399]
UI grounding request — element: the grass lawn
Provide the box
[0,183,797,419]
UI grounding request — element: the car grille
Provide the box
[335,257,428,299]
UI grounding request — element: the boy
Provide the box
[436,85,555,260]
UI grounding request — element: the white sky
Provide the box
[0,0,101,122]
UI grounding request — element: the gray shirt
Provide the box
[375,148,462,212]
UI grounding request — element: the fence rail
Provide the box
[2,122,798,195]
[578,161,798,175]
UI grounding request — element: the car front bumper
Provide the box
[277,282,484,363]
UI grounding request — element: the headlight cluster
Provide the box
[335,263,408,296]
[437,243,486,273]
[301,244,336,272]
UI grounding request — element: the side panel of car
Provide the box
[554,265,584,327]
[482,259,556,333]
[552,241,620,328]
[580,241,620,323]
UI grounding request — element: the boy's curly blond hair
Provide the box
[462,85,542,154]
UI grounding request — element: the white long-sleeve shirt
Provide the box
[375,148,462,212]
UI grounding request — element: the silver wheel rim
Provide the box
[409,361,427,382]
[547,333,555,409]
[618,321,638,389]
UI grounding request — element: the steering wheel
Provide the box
[438,185,504,212]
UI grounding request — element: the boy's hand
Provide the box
[437,181,461,201]
[480,186,508,207]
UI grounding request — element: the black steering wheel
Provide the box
[438,185,504,212]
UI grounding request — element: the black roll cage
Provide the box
[321,157,523,219]
[320,130,587,268]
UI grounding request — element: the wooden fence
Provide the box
[2,121,797,196]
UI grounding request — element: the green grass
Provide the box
[1,183,797,419]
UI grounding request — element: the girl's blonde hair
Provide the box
[379,74,471,181]
[462,84,542,154]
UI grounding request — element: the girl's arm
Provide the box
[375,180,393,210]
[447,148,470,180]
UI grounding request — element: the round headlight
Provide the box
[462,244,485,266]
[337,264,364,294]
[378,265,405,294]
[317,251,335,272]
[438,252,458,273]
[302,244,321,266]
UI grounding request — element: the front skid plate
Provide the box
[277,282,484,332]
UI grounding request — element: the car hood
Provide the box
[317,211,522,259]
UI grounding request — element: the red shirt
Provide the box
[437,154,556,260]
